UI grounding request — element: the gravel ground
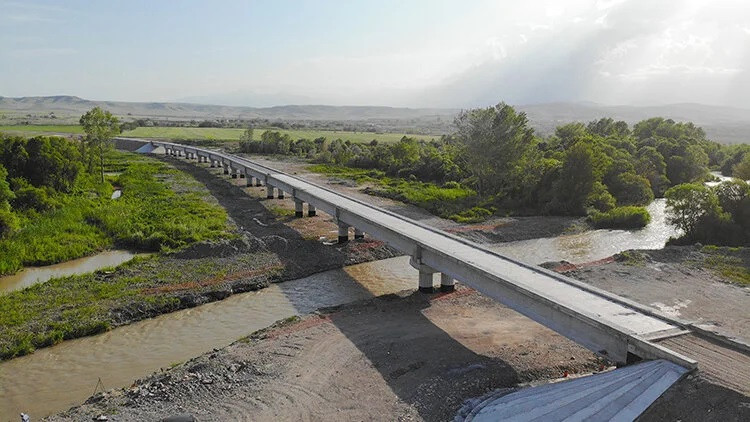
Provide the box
[48,288,605,421]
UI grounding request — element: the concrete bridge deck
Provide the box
[123,138,697,369]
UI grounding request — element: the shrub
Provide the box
[0,209,18,237]
[589,206,651,229]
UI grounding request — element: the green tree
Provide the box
[665,183,721,235]
[240,126,254,142]
[454,103,534,196]
[551,142,595,215]
[733,153,750,180]
[80,107,120,182]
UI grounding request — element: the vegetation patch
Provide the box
[589,206,651,229]
[697,246,750,285]
[0,135,230,275]
[0,251,279,360]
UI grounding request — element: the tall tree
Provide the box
[454,103,534,196]
[79,107,120,182]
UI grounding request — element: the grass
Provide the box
[124,126,436,144]
[589,206,651,229]
[699,246,750,285]
[0,125,83,136]
[0,150,230,275]
[0,251,281,360]
[308,164,479,221]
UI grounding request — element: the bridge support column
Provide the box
[210,159,216,168]
[410,256,436,293]
[266,185,275,199]
[354,228,365,239]
[277,189,285,199]
[419,271,435,293]
[294,199,304,217]
[165,148,170,155]
[231,167,238,179]
[223,164,229,175]
[255,178,262,187]
[246,176,253,187]
[308,204,316,217]
[338,222,349,243]
[440,273,455,292]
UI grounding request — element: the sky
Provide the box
[1,0,749,108]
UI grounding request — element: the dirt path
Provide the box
[48,289,604,421]
[241,154,586,242]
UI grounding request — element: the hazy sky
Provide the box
[1,0,749,108]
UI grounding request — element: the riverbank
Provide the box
[0,154,398,360]
[47,287,606,421]
[46,245,750,422]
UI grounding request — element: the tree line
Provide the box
[239,103,744,229]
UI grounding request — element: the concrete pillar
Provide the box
[338,222,349,243]
[223,164,229,175]
[277,189,285,199]
[210,159,216,168]
[246,176,253,187]
[440,273,455,293]
[308,204,316,217]
[294,199,304,217]
[266,185,275,199]
[165,148,170,155]
[354,228,365,239]
[231,167,238,179]
[419,271,435,293]
[256,178,263,187]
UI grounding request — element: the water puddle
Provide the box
[0,250,141,294]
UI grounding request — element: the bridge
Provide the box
[119,138,698,371]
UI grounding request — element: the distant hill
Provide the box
[1,96,748,143]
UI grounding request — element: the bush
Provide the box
[589,206,651,229]
[0,209,18,237]
[449,206,493,223]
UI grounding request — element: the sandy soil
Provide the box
[48,289,605,421]
[554,246,750,344]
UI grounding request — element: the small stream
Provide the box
[0,250,140,294]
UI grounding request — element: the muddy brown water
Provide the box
[490,199,677,264]
[0,250,140,294]
[0,199,682,418]
[0,257,418,419]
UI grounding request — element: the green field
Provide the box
[0,125,83,136]
[123,126,437,143]
[0,125,439,143]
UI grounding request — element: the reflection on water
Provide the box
[490,199,678,265]
[0,250,140,294]
[0,257,418,418]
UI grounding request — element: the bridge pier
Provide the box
[246,176,253,187]
[338,222,349,243]
[231,167,238,178]
[294,199,304,217]
[354,228,365,239]
[308,204,316,217]
[419,271,435,293]
[223,163,230,175]
[277,189,285,199]
[210,159,216,168]
[266,185,275,199]
[440,273,455,292]
[255,178,263,187]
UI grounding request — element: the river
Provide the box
[0,250,140,294]
[0,198,682,418]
